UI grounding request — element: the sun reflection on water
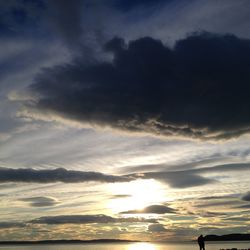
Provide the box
[127,242,157,250]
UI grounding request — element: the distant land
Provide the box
[0,239,138,245]
[205,234,250,241]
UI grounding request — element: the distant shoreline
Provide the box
[205,234,250,241]
[0,239,139,245]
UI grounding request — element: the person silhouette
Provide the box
[197,234,205,250]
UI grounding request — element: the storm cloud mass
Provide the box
[27,32,250,140]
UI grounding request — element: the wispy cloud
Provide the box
[195,200,239,208]
[30,214,157,224]
[198,194,238,200]
[196,211,227,217]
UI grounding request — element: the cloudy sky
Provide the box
[1,0,250,242]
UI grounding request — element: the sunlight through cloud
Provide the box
[107,179,166,214]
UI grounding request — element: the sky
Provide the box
[0,0,250,242]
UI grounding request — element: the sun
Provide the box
[107,179,166,214]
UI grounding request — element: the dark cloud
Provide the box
[0,221,25,229]
[223,216,249,221]
[19,196,58,207]
[120,204,176,214]
[148,223,167,232]
[128,162,250,188]
[192,163,250,174]
[241,191,250,201]
[236,204,250,209]
[130,171,216,188]
[110,194,132,199]
[0,167,132,183]
[154,173,215,188]
[30,214,157,224]
[1,162,248,188]
[27,32,250,140]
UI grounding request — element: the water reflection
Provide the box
[127,242,157,250]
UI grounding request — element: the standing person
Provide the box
[197,234,205,250]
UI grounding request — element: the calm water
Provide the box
[0,242,250,250]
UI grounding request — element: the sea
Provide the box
[0,242,250,250]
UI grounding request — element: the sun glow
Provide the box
[107,179,166,214]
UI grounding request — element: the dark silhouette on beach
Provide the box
[198,234,205,250]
